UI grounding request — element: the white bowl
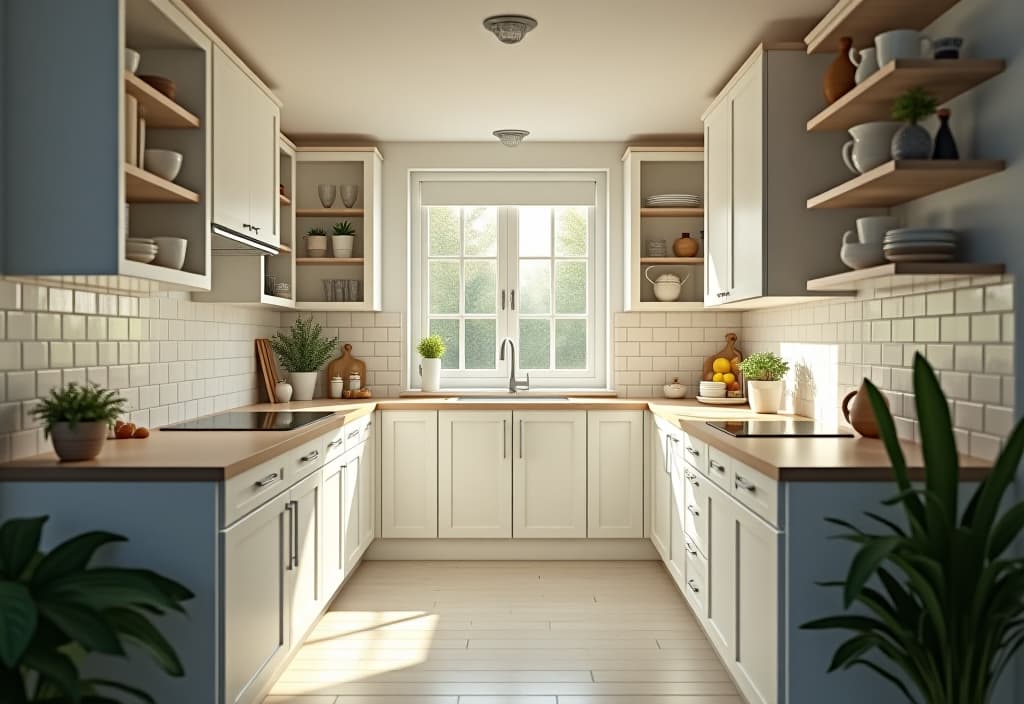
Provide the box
[151,237,187,270]
[840,242,886,270]
[144,149,183,182]
[125,48,141,74]
[663,385,687,399]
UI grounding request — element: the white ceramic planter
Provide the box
[331,235,355,258]
[747,380,784,414]
[50,421,109,461]
[290,372,318,401]
[420,358,441,392]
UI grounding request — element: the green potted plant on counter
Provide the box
[737,352,789,413]
[30,383,127,461]
[416,334,446,392]
[0,515,193,701]
[271,317,339,401]
[803,353,1024,704]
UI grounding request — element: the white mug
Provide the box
[856,216,899,245]
[849,46,879,84]
[875,29,933,67]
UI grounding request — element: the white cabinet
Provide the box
[667,458,687,586]
[703,96,733,306]
[734,502,781,704]
[212,46,279,247]
[222,492,290,704]
[343,443,374,568]
[704,477,736,656]
[321,456,345,597]
[513,411,587,538]
[587,411,644,538]
[438,411,512,538]
[649,420,672,560]
[287,469,322,646]
[357,424,375,555]
[380,411,438,538]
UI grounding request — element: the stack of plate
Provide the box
[126,238,158,264]
[883,228,958,263]
[699,381,727,398]
[644,194,702,208]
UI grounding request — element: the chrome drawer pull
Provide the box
[710,460,725,472]
[254,473,280,488]
[669,435,680,444]
[327,439,343,450]
[687,505,700,518]
[735,475,756,492]
[685,446,700,457]
[299,450,319,464]
[687,579,700,593]
[685,541,698,556]
[348,429,360,440]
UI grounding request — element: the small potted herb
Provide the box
[271,317,340,400]
[890,87,938,160]
[331,220,356,258]
[303,227,328,258]
[737,352,790,413]
[416,334,446,392]
[31,383,127,461]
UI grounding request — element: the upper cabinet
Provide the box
[701,45,857,307]
[212,46,281,249]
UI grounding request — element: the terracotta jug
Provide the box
[842,380,889,437]
[824,36,857,104]
[673,232,699,257]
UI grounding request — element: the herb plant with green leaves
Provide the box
[306,227,327,237]
[891,87,939,124]
[332,221,356,236]
[416,335,446,359]
[30,383,127,437]
[802,353,1024,704]
[271,317,339,373]
[0,515,193,703]
[737,352,790,381]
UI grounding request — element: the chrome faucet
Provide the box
[499,338,530,393]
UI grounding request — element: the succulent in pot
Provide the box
[303,227,328,258]
[30,383,127,461]
[737,352,790,413]
[271,317,340,401]
[331,220,356,258]
[417,334,447,392]
[890,87,938,160]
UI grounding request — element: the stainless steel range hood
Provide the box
[211,222,279,255]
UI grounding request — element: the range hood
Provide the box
[211,222,279,255]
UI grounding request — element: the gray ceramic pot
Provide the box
[50,421,108,461]
[891,123,932,160]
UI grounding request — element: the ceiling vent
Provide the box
[482,15,538,44]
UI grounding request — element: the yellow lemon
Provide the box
[712,372,724,382]
[712,357,731,374]
[722,373,736,384]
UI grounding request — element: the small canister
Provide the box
[329,376,344,399]
[347,371,361,392]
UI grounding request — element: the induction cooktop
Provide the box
[707,420,854,438]
[162,411,334,432]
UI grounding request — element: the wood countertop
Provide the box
[0,397,991,482]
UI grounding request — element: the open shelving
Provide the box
[296,258,364,266]
[804,0,960,54]
[807,262,1006,291]
[295,208,364,218]
[640,257,704,265]
[124,163,199,203]
[640,207,704,218]
[123,71,200,128]
[279,193,291,206]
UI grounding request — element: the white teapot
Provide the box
[644,266,691,302]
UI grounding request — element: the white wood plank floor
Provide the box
[265,560,742,704]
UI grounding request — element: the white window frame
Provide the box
[409,170,609,390]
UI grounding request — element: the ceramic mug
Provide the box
[856,216,899,245]
[841,121,901,174]
[849,46,879,84]
[933,36,963,59]
[875,29,933,67]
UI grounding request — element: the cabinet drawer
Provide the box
[222,436,324,527]
[683,542,707,617]
[732,461,780,528]
[681,432,708,475]
[682,465,708,556]
[324,415,371,463]
[707,446,733,490]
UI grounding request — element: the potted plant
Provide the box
[270,317,339,401]
[0,515,193,701]
[30,383,127,461]
[890,87,938,160]
[803,353,1024,704]
[737,352,789,413]
[417,334,446,392]
[331,220,356,258]
[303,226,328,258]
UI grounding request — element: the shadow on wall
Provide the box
[779,343,839,422]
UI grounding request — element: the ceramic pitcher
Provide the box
[841,122,901,174]
[842,380,890,438]
[849,46,879,84]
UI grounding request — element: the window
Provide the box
[411,173,607,389]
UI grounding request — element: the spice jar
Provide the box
[329,376,344,399]
[347,371,362,392]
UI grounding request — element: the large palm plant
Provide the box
[802,353,1024,703]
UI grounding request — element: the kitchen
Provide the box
[0,1,1021,704]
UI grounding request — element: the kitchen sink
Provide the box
[452,396,571,403]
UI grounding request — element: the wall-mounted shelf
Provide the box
[807,159,1005,209]
[804,0,960,54]
[124,163,199,203]
[276,243,293,254]
[807,59,1006,132]
[640,207,704,218]
[120,258,210,290]
[123,72,200,129]
[807,262,1006,291]
[639,257,704,265]
[295,208,364,218]
[296,257,364,265]
[279,193,291,206]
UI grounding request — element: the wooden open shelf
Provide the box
[295,208,364,218]
[276,243,293,254]
[279,193,291,206]
[808,59,1005,132]
[805,0,960,54]
[807,160,1005,209]
[807,262,1006,291]
[124,163,199,203]
[640,257,704,265]
[295,257,364,265]
[640,207,704,218]
[124,72,200,129]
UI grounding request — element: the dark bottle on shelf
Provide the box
[933,108,960,160]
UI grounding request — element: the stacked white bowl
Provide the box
[699,381,727,398]
[126,238,158,264]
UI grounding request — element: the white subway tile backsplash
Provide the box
[985,283,1013,312]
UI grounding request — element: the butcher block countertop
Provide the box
[0,396,990,482]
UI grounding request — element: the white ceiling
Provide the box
[185,0,832,142]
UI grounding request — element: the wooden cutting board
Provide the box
[327,343,367,386]
[702,332,744,383]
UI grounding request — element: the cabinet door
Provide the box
[513,411,587,538]
[667,456,688,586]
[728,57,765,303]
[343,450,362,569]
[705,478,736,657]
[211,47,253,236]
[650,423,672,560]
[222,493,289,704]
[321,458,345,597]
[438,411,512,538]
[380,411,438,538]
[703,97,732,305]
[288,469,322,646]
[734,502,781,704]
[246,79,280,246]
[587,411,643,538]
[358,429,375,554]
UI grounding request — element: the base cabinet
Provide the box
[288,470,323,650]
[650,420,672,560]
[381,411,438,538]
[322,456,345,597]
[438,411,512,538]
[704,477,737,657]
[587,411,644,538]
[513,411,587,538]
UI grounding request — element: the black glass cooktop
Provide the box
[162,411,334,432]
[707,420,854,438]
